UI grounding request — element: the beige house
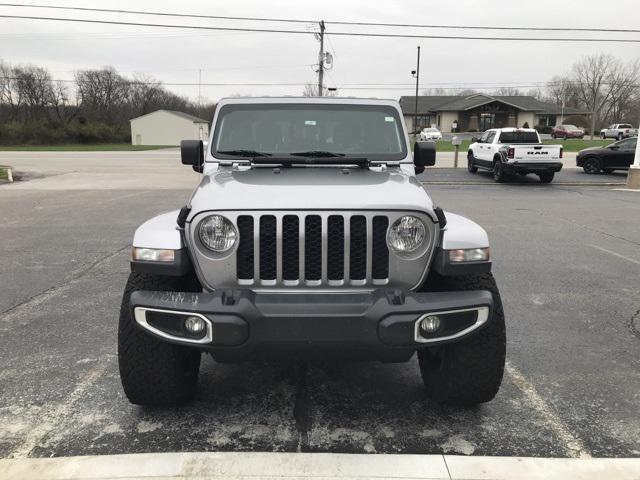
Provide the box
[400,94,588,133]
[130,110,210,146]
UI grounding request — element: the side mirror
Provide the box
[471,136,479,143]
[413,141,436,174]
[609,145,620,150]
[181,140,204,173]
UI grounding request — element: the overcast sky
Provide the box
[1,0,639,102]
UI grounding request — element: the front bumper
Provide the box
[504,162,563,174]
[130,288,493,362]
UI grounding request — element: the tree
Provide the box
[302,83,337,97]
[571,54,618,140]
[75,67,129,123]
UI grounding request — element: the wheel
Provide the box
[467,152,478,173]
[603,168,614,174]
[539,171,555,183]
[601,133,606,139]
[118,271,202,406]
[493,161,506,182]
[417,272,506,406]
[618,133,623,141]
[582,157,601,174]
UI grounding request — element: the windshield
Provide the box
[212,103,407,160]
[498,131,540,144]
[563,125,579,131]
[424,128,438,132]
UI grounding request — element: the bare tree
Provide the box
[602,59,640,124]
[75,67,129,123]
[302,83,337,97]
[11,65,56,120]
[493,87,523,96]
[571,54,618,140]
[127,74,163,117]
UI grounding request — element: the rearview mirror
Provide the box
[413,141,436,174]
[181,140,204,173]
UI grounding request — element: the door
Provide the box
[135,134,142,145]
[610,137,637,168]
[477,130,496,165]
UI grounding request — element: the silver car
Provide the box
[119,97,506,408]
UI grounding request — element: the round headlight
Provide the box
[387,216,427,253]
[198,215,237,252]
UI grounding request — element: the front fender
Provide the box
[431,212,491,276]
[131,210,193,277]
[133,210,183,250]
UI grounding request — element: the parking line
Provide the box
[9,360,109,458]
[587,244,640,266]
[505,361,591,459]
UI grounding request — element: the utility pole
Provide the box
[197,69,202,107]
[317,20,326,96]
[411,46,421,136]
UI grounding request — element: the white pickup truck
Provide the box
[600,124,637,141]
[467,128,563,183]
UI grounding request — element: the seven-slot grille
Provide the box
[236,214,389,285]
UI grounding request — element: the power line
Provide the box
[1,14,639,43]
[2,76,638,89]
[0,3,638,34]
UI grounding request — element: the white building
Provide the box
[130,110,210,146]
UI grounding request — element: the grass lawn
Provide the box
[0,144,171,152]
[0,167,7,180]
[429,138,612,153]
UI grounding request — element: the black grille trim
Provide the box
[282,215,299,280]
[305,215,322,281]
[349,216,367,280]
[327,216,345,280]
[372,216,389,279]
[236,216,254,280]
[259,215,277,280]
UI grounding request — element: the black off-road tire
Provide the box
[600,132,606,139]
[493,160,507,183]
[618,133,623,141]
[467,152,478,173]
[602,168,614,174]
[417,272,506,406]
[118,271,202,406]
[539,171,555,183]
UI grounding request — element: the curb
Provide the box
[1,452,639,480]
[421,181,625,187]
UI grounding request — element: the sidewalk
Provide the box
[2,452,639,480]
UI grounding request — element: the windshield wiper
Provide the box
[217,149,271,157]
[289,150,345,157]
[251,156,369,168]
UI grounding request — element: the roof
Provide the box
[130,109,209,123]
[399,95,587,115]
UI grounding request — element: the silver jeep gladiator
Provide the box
[119,97,506,407]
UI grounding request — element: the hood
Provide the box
[577,146,604,155]
[187,166,433,217]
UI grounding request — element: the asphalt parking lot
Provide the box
[0,151,639,460]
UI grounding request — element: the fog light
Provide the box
[184,316,206,334]
[420,315,441,334]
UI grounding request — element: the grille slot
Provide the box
[327,216,345,280]
[372,216,389,279]
[349,216,367,280]
[236,216,254,280]
[259,215,276,280]
[234,212,394,286]
[282,215,299,281]
[305,215,322,281]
